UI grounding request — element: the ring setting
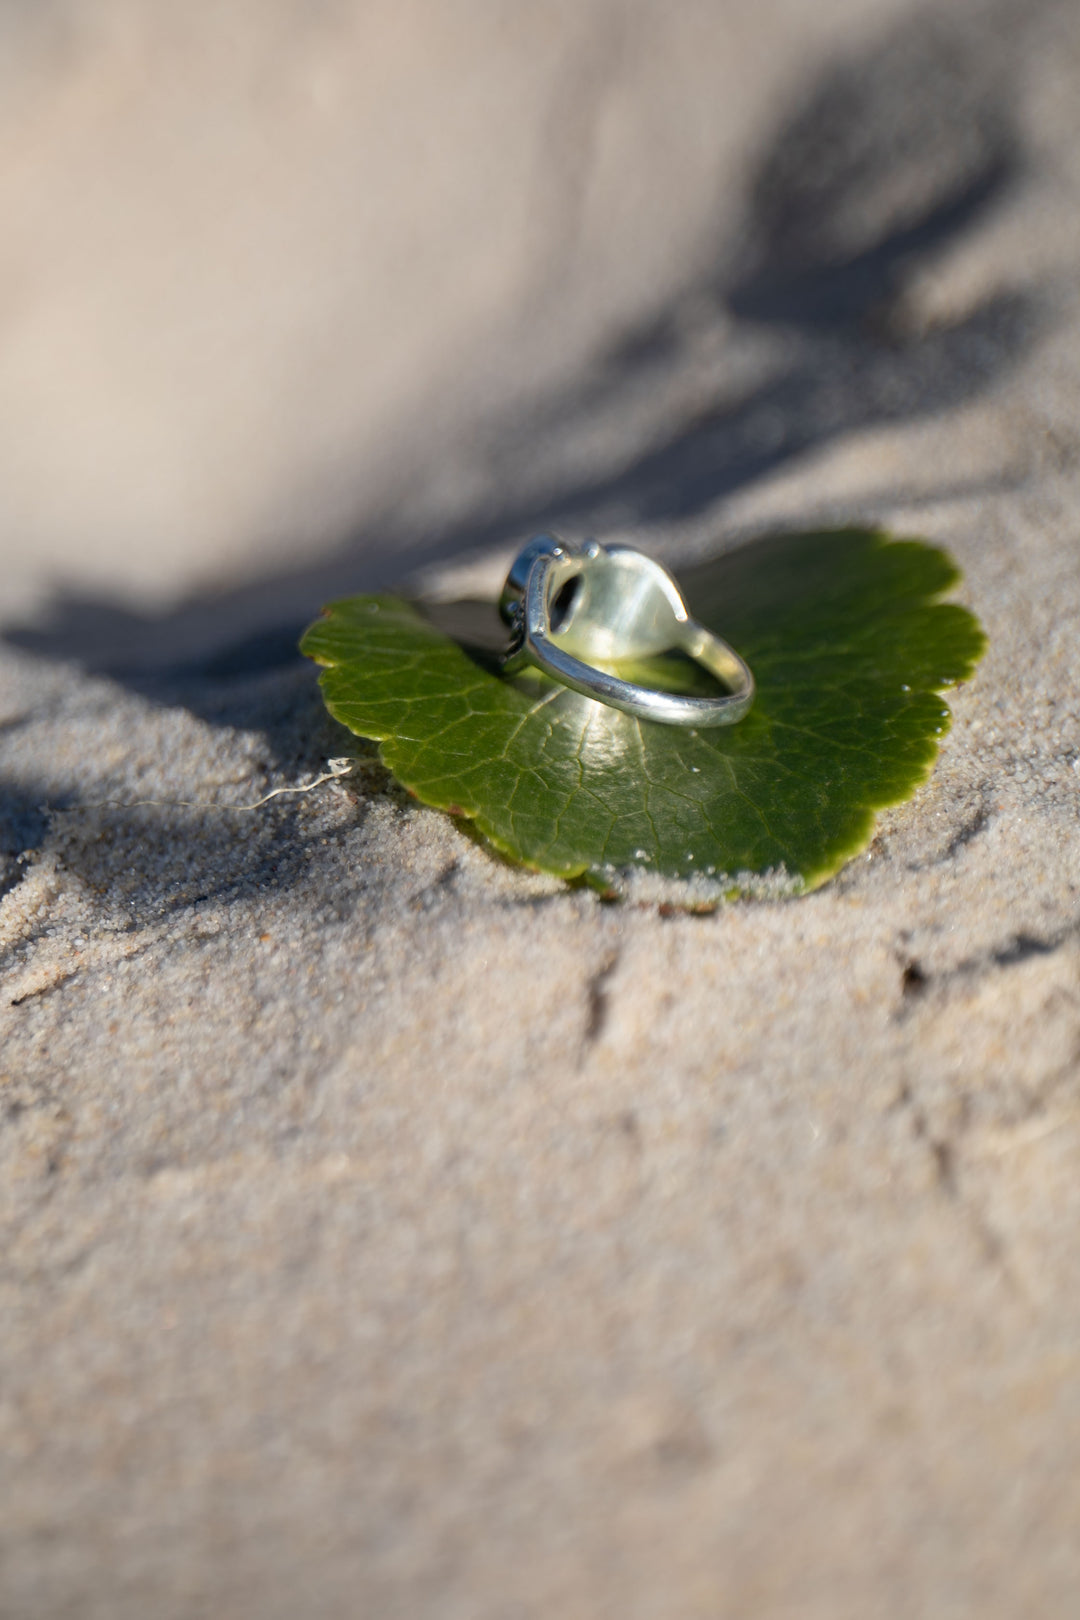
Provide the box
[498,534,754,728]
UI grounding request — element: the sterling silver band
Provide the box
[499,535,754,728]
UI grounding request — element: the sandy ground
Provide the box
[2,1,1080,1615]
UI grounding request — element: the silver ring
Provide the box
[498,534,754,728]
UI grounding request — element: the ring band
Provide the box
[498,535,754,728]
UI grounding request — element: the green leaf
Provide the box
[301,529,985,898]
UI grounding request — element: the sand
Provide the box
[2,2,1080,1615]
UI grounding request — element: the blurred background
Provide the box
[0,0,1076,669]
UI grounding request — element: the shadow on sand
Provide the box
[0,0,1055,888]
